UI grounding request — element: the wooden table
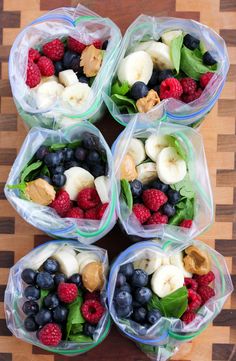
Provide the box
[0,1,235,360]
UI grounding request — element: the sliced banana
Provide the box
[76,252,100,274]
[161,257,170,265]
[59,69,78,87]
[35,81,64,109]
[62,83,91,109]
[145,134,170,162]
[28,243,59,270]
[136,162,157,184]
[59,245,77,257]
[117,51,153,86]
[63,166,94,201]
[139,41,174,70]
[133,253,162,275]
[161,30,183,46]
[132,41,153,53]
[94,176,110,204]
[156,147,187,185]
[53,251,79,277]
[41,75,59,84]
[170,252,192,278]
[151,264,184,298]
[127,138,146,165]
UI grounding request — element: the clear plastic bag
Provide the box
[112,116,214,242]
[5,240,111,355]
[107,238,233,360]
[103,15,229,128]
[4,122,117,243]
[9,4,122,129]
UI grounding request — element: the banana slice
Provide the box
[133,253,162,275]
[145,134,170,162]
[132,41,153,53]
[136,162,157,184]
[53,251,79,277]
[62,83,91,109]
[36,81,64,109]
[63,166,94,201]
[156,147,187,185]
[28,243,59,270]
[59,69,78,87]
[161,30,183,46]
[127,138,146,166]
[140,41,174,70]
[161,257,170,265]
[117,51,153,86]
[41,75,59,84]
[94,176,110,204]
[170,252,192,278]
[59,245,77,257]
[76,252,100,274]
[151,264,184,298]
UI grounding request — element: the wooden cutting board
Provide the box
[0,1,235,360]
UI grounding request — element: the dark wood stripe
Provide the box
[220,29,236,46]
[217,134,236,152]
[0,46,10,62]
[0,354,12,361]
[0,80,12,97]
[227,65,236,82]
[212,343,235,360]
[34,234,52,248]
[220,0,236,11]
[0,285,5,302]
[216,205,236,222]
[0,183,5,200]
[215,239,236,256]
[218,99,236,117]
[0,149,16,165]
[216,169,236,187]
[0,251,14,268]
[213,309,236,327]
[40,0,73,10]
[0,320,11,336]
[0,218,15,234]
[32,346,51,355]
[0,11,20,28]
[0,115,17,131]
[174,11,199,21]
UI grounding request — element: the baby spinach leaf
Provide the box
[50,143,67,151]
[167,136,187,161]
[169,196,194,225]
[160,286,188,318]
[121,179,133,212]
[171,175,195,199]
[70,323,83,335]
[111,80,130,96]
[168,208,187,226]
[68,140,82,149]
[147,294,166,315]
[68,334,92,343]
[199,41,207,55]
[40,165,50,177]
[111,94,137,113]
[39,289,49,306]
[66,295,85,339]
[170,34,183,73]
[20,161,43,184]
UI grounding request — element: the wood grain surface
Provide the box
[0,1,236,360]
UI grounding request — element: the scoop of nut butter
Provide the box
[183,246,211,276]
[25,178,56,206]
[82,261,104,292]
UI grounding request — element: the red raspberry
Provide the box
[187,289,202,312]
[197,285,215,305]
[67,36,86,53]
[37,56,55,76]
[146,212,168,225]
[97,203,108,220]
[84,207,99,220]
[84,291,100,301]
[132,204,151,224]
[93,40,102,49]
[181,311,196,324]
[57,282,78,303]
[160,78,183,100]
[81,299,105,324]
[194,271,215,287]
[50,190,71,217]
[184,277,198,292]
[42,39,64,61]
[38,323,62,346]
[28,48,41,63]
[142,189,167,212]
[26,60,41,88]
[65,207,84,219]
[181,88,202,103]
[78,188,100,210]
[180,219,192,228]
[200,72,214,89]
[180,78,197,95]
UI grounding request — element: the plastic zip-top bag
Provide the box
[9,4,122,129]
[5,240,111,355]
[112,116,213,242]
[107,239,233,360]
[103,15,229,128]
[4,122,117,243]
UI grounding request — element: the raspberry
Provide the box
[181,311,196,324]
[42,39,64,61]
[78,188,100,210]
[26,60,41,88]
[28,48,41,63]
[84,207,99,220]
[132,204,151,224]
[84,291,100,301]
[81,299,105,325]
[197,285,215,305]
[180,78,197,95]
[187,289,202,312]
[194,271,215,286]
[50,190,71,217]
[142,189,167,212]
[160,78,183,100]
[38,323,62,346]
[65,207,84,219]
[200,72,214,89]
[57,282,78,303]
[97,203,108,220]
[181,88,202,103]
[93,40,102,49]
[146,212,168,225]
[180,219,192,228]
[67,36,86,53]
[37,56,55,76]
[184,277,198,292]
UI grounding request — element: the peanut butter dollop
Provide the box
[25,178,56,206]
[136,89,160,113]
[120,154,138,181]
[183,246,211,276]
[80,45,103,77]
[82,261,104,292]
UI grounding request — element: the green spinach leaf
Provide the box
[111,80,130,96]
[170,34,183,73]
[70,323,83,335]
[167,136,187,161]
[66,295,85,339]
[50,143,66,151]
[111,94,137,113]
[20,161,43,183]
[68,334,92,343]
[68,140,82,149]
[169,196,194,225]
[121,179,133,212]
[40,165,50,177]
[171,175,195,199]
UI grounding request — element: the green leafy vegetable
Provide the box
[68,334,92,343]
[171,175,195,199]
[111,94,137,114]
[167,136,187,161]
[66,295,85,339]
[40,165,50,177]
[170,34,183,73]
[70,323,84,335]
[50,143,67,151]
[39,289,49,306]
[121,179,133,212]
[111,80,130,96]
[20,161,43,183]
[169,198,194,225]
[68,140,82,149]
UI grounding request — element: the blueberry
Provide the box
[63,148,74,162]
[102,40,108,50]
[22,300,39,315]
[53,305,68,323]
[116,273,126,288]
[71,56,83,74]
[130,180,143,198]
[36,272,54,290]
[54,61,64,75]
[56,150,65,163]
[134,287,152,305]
[87,150,101,164]
[162,203,176,217]
[24,286,40,301]
[82,132,100,150]
[52,173,66,187]
[132,307,147,323]
[54,273,67,287]
[158,69,174,83]
[84,322,96,337]
[90,164,104,178]
[119,283,132,294]
[64,160,80,170]
[203,51,217,66]
[78,75,90,84]
[36,146,49,161]
[68,273,82,288]
[44,152,60,167]
[131,269,148,288]
[63,50,78,69]
[167,189,181,204]
[74,147,87,161]
[43,258,59,274]
[132,300,142,308]
[44,293,59,309]
[120,263,134,279]
[130,81,149,100]
[115,290,132,308]
[148,69,159,88]
[183,34,200,50]
[35,308,52,326]
[38,175,52,184]
[151,179,169,193]
[24,315,39,332]
[51,165,65,175]
[146,309,162,325]
[21,268,37,285]
[115,304,133,318]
